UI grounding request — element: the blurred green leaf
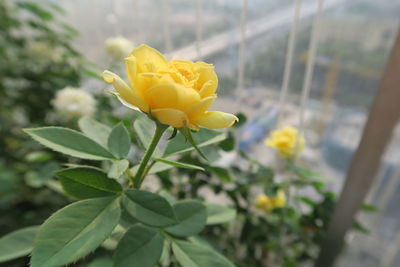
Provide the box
[30,197,121,267]
[24,127,115,160]
[166,200,207,237]
[205,203,236,225]
[0,226,39,263]
[18,2,53,21]
[57,167,122,199]
[207,166,233,183]
[361,203,378,213]
[114,224,164,267]
[219,132,235,151]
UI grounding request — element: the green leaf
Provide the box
[113,224,164,267]
[166,200,207,237]
[158,190,177,205]
[352,221,370,234]
[206,166,233,183]
[178,128,207,160]
[108,122,131,159]
[164,128,226,157]
[123,189,177,227]
[57,167,122,199]
[0,226,39,263]
[130,161,172,175]
[87,256,113,267]
[361,203,378,213]
[172,240,234,267]
[205,203,236,225]
[30,197,121,267]
[133,115,154,148]
[155,158,205,171]
[108,159,129,179]
[24,127,115,160]
[18,2,53,21]
[219,132,235,151]
[79,117,112,147]
[297,196,317,207]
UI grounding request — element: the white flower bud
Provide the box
[52,87,96,118]
[105,36,134,60]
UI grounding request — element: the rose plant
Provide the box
[0,45,239,267]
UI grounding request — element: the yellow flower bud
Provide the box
[264,126,305,158]
[255,194,273,213]
[272,190,287,208]
[102,45,238,129]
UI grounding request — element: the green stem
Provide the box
[133,123,168,188]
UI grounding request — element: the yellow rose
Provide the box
[264,126,305,158]
[271,190,287,208]
[102,45,238,130]
[255,194,273,212]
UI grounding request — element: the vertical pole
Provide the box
[317,58,339,138]
[315,29,400,267]
[195,0,203,59]
[298,0,324,135]
[277,0,302,126]
[235,0,248,110]
[162,0,172,53]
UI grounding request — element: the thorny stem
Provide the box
[133,122,168,189]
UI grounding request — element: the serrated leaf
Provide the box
[79,117,112,147]
[166,200,207,237]
[122,189,177,227]
[24,127,115,160]
[108,122,131,159]
[172,240,234,267]
[113,224,164,267]
[164,128,226,157]
[155,158,204,171]
[30,197,121,267]
[57,167,122,199]
[205,203,236,225]
[0,226,39,263]
[108,159,129,179]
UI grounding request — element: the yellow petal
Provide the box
[145,83,200,110]
[130,44,167,73]
[194,111,238,129]
[151,108,189,128]
[102,70,148,112]
[193,61,218,92]
[198,80,217,98]
[185,96,216,119]
[125,56,137,88]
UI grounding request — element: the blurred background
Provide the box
[1,0,400,266]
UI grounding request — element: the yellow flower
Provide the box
[255,194,273,212]
[271,190,287,208]
[264,126,305,158]
[102,45,238,129]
